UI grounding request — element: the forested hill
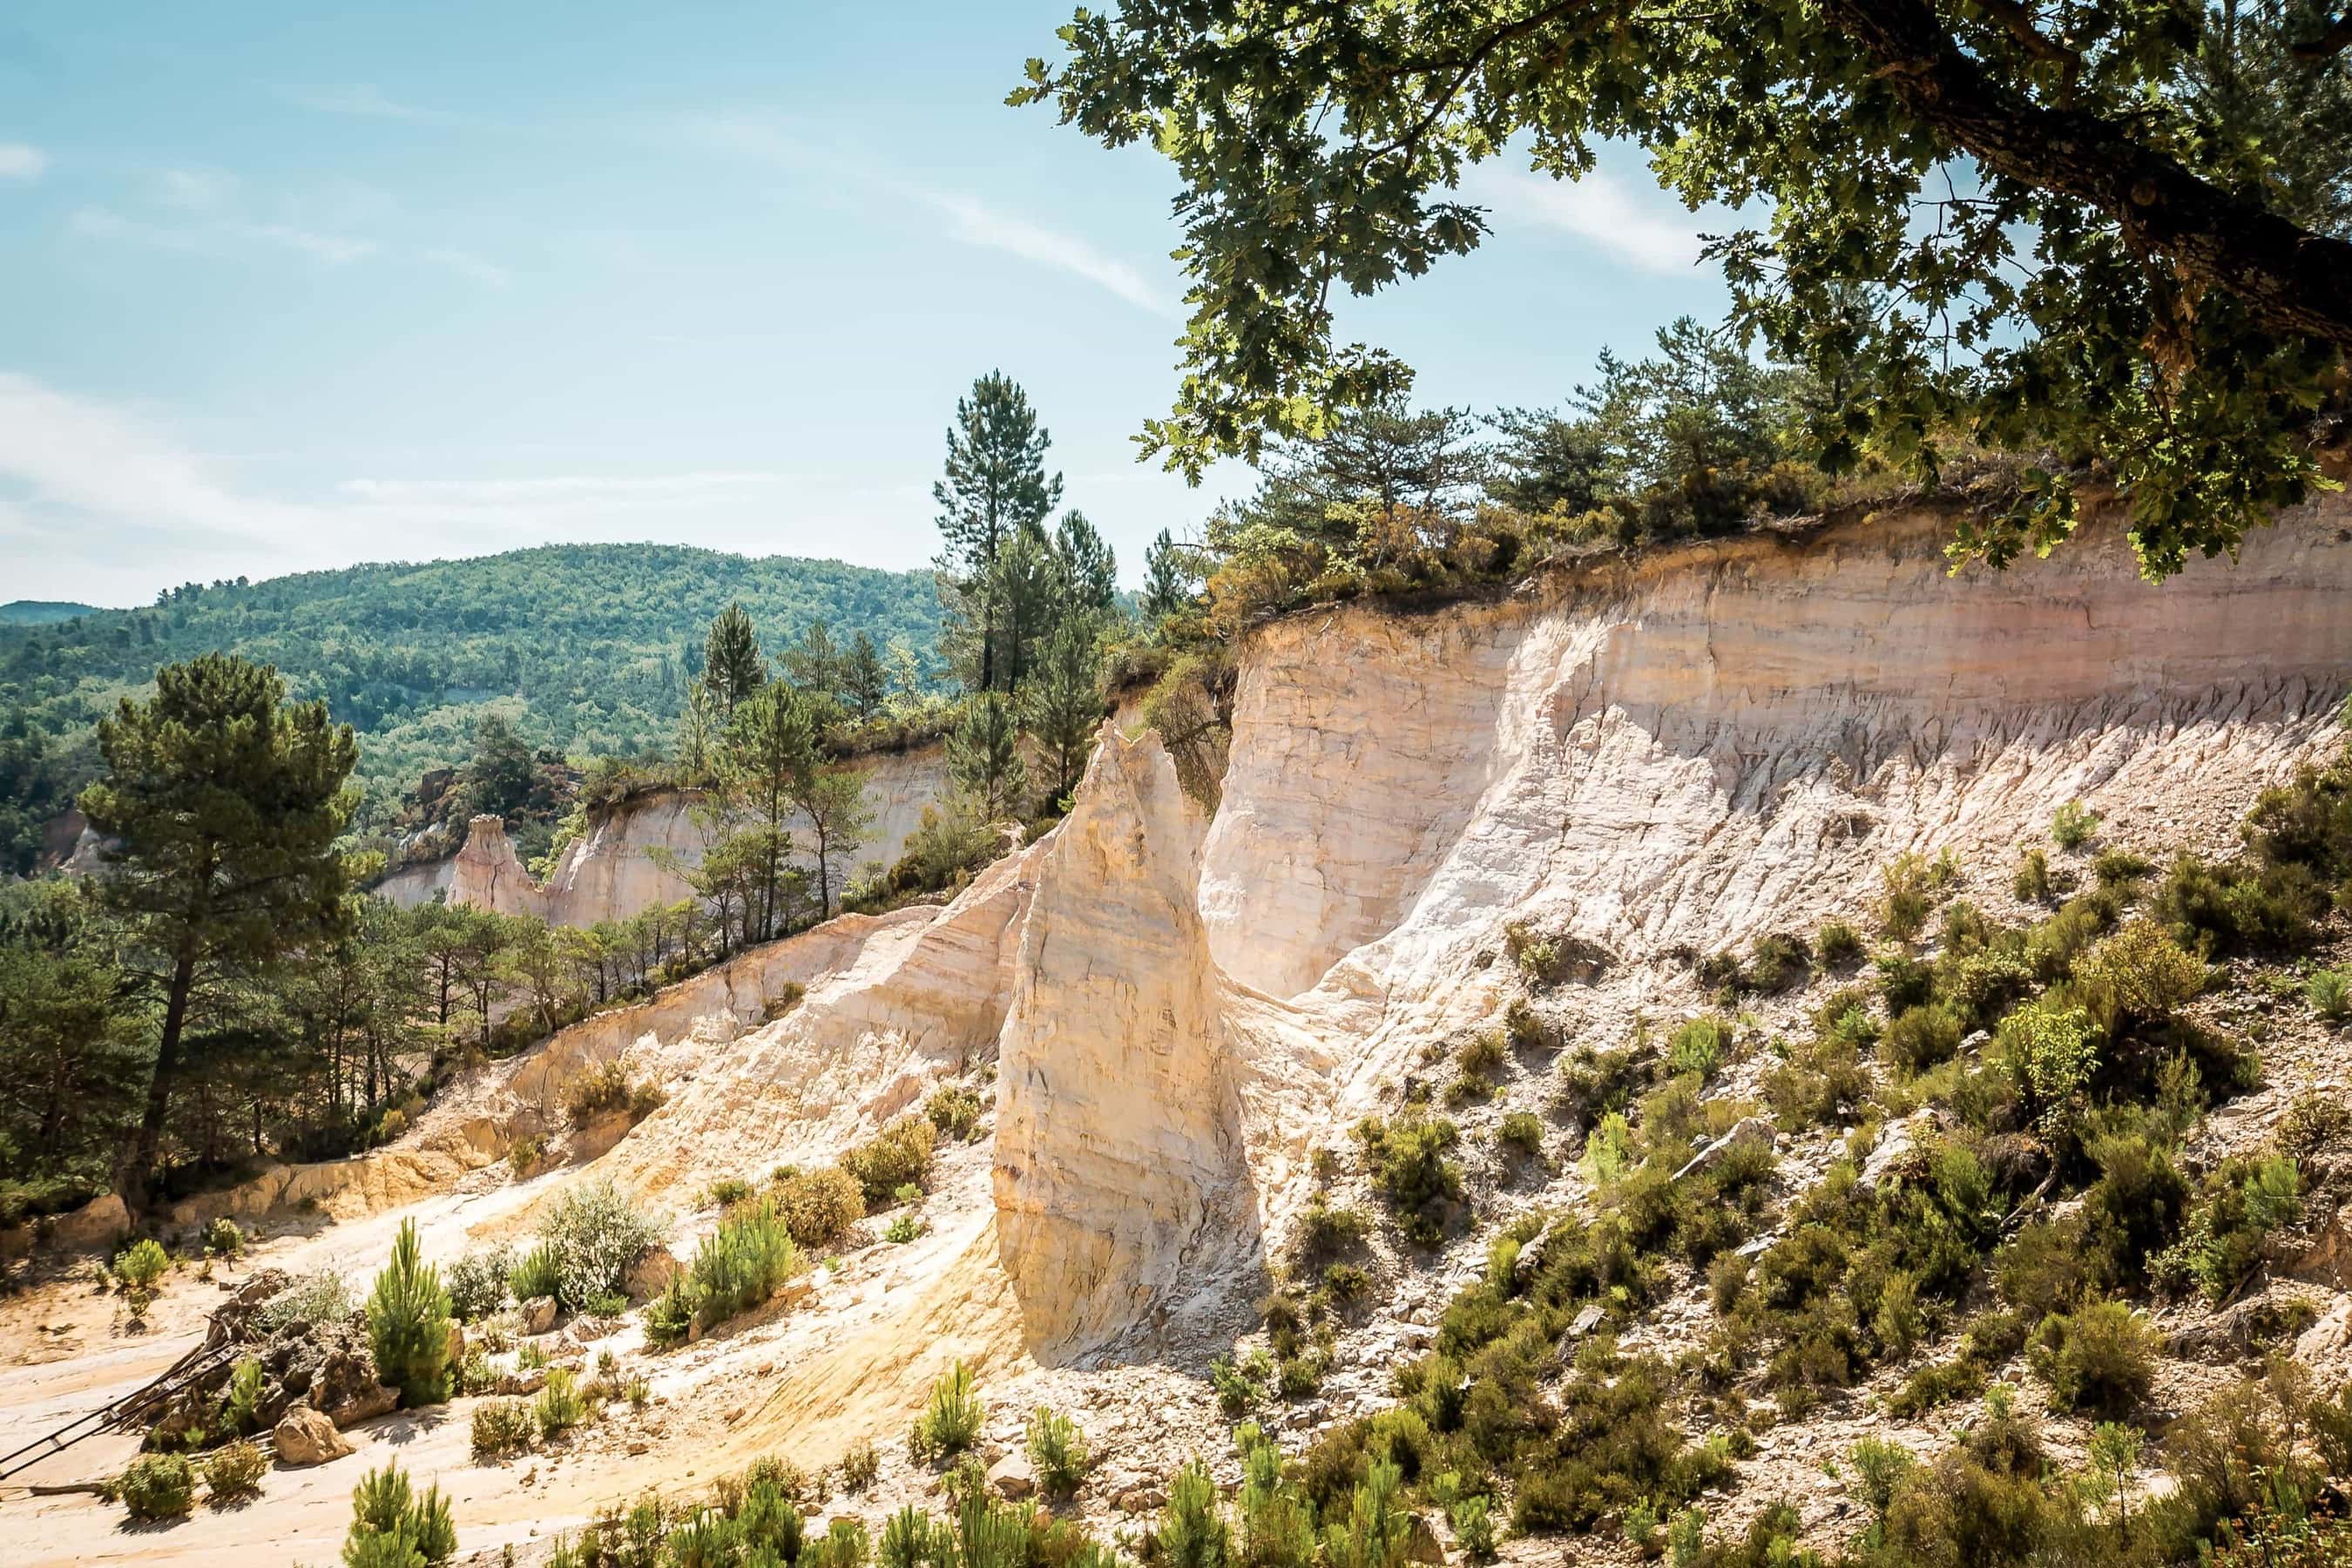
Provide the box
[0,601,99,625]
[0,543,940,851]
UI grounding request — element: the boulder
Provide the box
[497,1367,551,1396]
[625,1247,682,1302]
[1857,1110,1943,1193]
[1672,1117,1778,1184]
[444,1320,467,1370]
[1405,1516,1447,1565]
[987,1450,1037,1502]
[519,1295,558,1335]
[274,1405,355,1466]
[50,1193,131,1254]
[322,1380,400,1429]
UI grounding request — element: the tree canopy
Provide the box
[1017,0,2352,578]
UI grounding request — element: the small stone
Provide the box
[987,1450,1037,1501]
[274,1405,355,1466]
[519,1295,558,1335]
[1118,1485,1166,1514]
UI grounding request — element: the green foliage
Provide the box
[771,1165,865,1248]
[2051,801,2102,851]
[259,1268,353,1332]
[470,1398,533,1461]
[840,1440,881,1494]
[115,1236,169,1291]
[916,1360,985,1458]
[367,1218,452,1407]
[686,1197,798,1328]
[1666,1016,1734,1080]
[1497,1112,1546,1159]
[220,1355,267,1436]
[534,1178,664,1311]
[2152,1153,2302,1301]
[1161,1457,1233,1568]
[1355,1113,1464,1244]
[1025,1405,1090,1494]
[924,1084,984,1141]
[199,1438,267,1504]
[532,1368,588,1439]
[507,1243,562,1307]
[344,1462,456,1567]
[201,1216,245,1259]
[2030,1299,2159,1417]
[2306,968,2352,1024]
[1815,921,1864,970]
[946,693,1029,818]
[443,1244,513,1322]
[118,1452,196,1520]
[841,1115,939,1206]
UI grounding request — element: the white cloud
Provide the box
[0,142,46,181]
[279,84,481,128]
[924,191,1175,315]
[157,166,236,211]
[418,246,514,287]
[1464,164,1707,275]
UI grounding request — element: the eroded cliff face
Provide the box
[987,499,2352,1355]
[406,743,953,928]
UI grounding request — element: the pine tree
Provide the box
[791,767,873,919]
[841,631,888,720]
[724,684,817,940]
[366,1219,452,1406]
[948,693,1030,820]
[1050,511,1119,619]
[988,522,1058,694]
[79,653,357,1202]
[782,619,844,707]
[1141,530,1197,620]
[677,685,718,782]
[702,604,767,720]
[1024,623,1104,807]
[934,373,1062,693]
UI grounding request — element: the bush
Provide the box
[2030,1299,2158,1417]
[1882,1002,1965,1076]
[2093,848,2153,887]
[2013,848,2054,903]
[202,1217,245,1260]
[222,1355,267,1435]
[1497,1112,1546,1158]
[1815,921,1865,970]
[924,1084,983,1140]
[2071,919,2207,1033]
[645,1277,700,1348]
[2307,968,2352,1024]
[471,1398,534,1461]
[1666,1015,1733,1080]
[564,1060,666,1125]
[534,1368,588,1439]
[883,1211,925,1245]
[773,1166,864,1247]
[916,1360,984,1457]
[840,1116,938,1206]
[507,1134,548,1178]
[346,1462,457,1566]
[2051,801,2100,849]
[444,1244,515,1322]
[537,1179,665,1311]
[840,1440,880,1493]
[200,1438,267,1504]
[1356,1114,1464,1244]
[508,1242,563,1307]
[118,1452,195,1520]
[259,1268,352,1332]
[687,1199,798,1328]
[115,1236,168,1292]
[1026,1405,1089,1494]
[706,1178,753,1208]
[366,1218,452,1407]
[1742,932,1812,992]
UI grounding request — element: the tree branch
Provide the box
[2292,10,2352,59]
[1820,0,2352,350]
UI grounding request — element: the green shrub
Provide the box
[2013,847,2054,903]
[115,1236,168,1292]
[220,1354,267,1435]
[840,1440,880,1493]
[1666,1015,1733,1080]
[508,1241,562,1306]
[1450,1494,1497,1562]
[1356,1114,1464,1244]
[1742,932,1812,992]
[200,1438,267,1504]
[1761,1036,1870,1128]
[2151,1153,2301,1301]
[841,1116,938,1206]
[444,1244,514,1322]
[924,1084,984,1140]
[346,1462,457,1566]
[688,1199,798,1328]
[2030,1299,2159,1417]
[202,1217,246,1260]
[536,1179,664,1310]
[1555,1044,1655,1131]
[118,1451,195,1520]
[366,1218,452,1407]
[1025,1405,1089,1494]
[2051,801,2100,849]
[1998,1001,2101,1131]
[706,1177,752,1208]
[1497,1112,1546,1158]
[1881,1002,1965,1076]
[507,1134,548,1177]
[1297,1197,1373,1257]
[533,1368,588,1439]
[259,1268,351,1331]
[884,1212,925,1244]
[1456,1030,1508,1078]
[1815,920,1865,970]
[2093,848,2153,887]
[2071,919,2207,1034]
[564,1060,666,1125]
[2306,969,2352,1024]
[470,1397,533,1461]
[645,1276,701,1348]
[2154,853,2323,956]
[1849,1436,1916,1518]
[916,1360,983,1457]
[1879,849,1958,942]
[773,1166,864,1247]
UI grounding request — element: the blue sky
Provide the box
[0,2,1733,607]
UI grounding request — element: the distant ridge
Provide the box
[0,600,99,625]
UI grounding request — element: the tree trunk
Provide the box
[123,948,195,1206]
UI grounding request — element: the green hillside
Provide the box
[0,543,941,865]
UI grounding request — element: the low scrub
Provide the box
[1356,1113,1465,1244]
[117,1452,195,1520]
[772,1166,864,1247]
[840,1115,937,1206]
